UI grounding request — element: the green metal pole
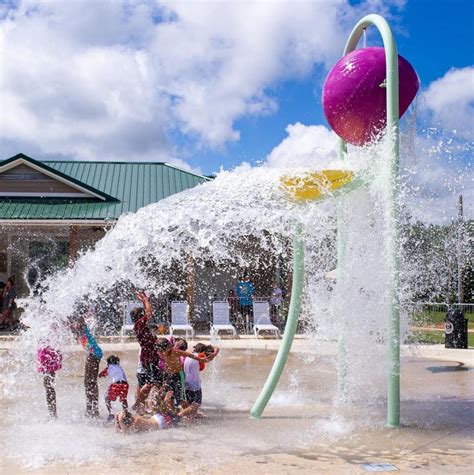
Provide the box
[341,14,401,427]
[249,13,401,426]
[250,228,305,419]
[336,139,348,402]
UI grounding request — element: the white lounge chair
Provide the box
[169,301,195,339]
[121,301,142,339]
[210,301,238,339]
[253,300,281,339]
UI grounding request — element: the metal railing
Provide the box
[405,301,473,327]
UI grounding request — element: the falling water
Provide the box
[0,128,470,470]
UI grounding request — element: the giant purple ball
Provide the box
[322,47,419,146]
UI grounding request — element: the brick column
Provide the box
[69,225,78,264]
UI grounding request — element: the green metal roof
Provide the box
[0,154,210,221]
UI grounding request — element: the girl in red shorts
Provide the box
[99,355,129,421]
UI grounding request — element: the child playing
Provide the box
[99,355,129,421]
[115,386,199,433]
[37,345,63,418]
[184,343,219,406]
[131,292,162,408]
[156,338,219,407]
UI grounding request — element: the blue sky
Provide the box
[182,0,474,173]
[0,0,472,220]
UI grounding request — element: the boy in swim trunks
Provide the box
[99,355,129,421]
[155,338,217,407]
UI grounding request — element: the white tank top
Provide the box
[108,364,127,383]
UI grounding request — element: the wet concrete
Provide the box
[0,338,472,474]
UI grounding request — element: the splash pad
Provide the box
[0,13,439,472]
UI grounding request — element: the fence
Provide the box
[113,299,473,336]
[405,302,473,327]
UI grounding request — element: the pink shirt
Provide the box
[37,346,63,374]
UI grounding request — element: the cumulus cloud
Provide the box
[265,122,338,168]
[0,0,400,166]
[264,119,472,223]
[422,66,474,140]
[400,131,473,223]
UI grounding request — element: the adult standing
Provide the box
[270,282,283,323]
[236,275,254,331]
[0,277,17,330]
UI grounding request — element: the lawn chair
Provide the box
[120,301,142,340]
[210,301,238,339]
[253,300,281,339]
[170,301,195,339]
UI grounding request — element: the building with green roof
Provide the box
[0,153,210,295]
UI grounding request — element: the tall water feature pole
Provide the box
[250,14,402,428]
[339,14,401,428]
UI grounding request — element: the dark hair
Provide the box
[174,337,188,351]
[107,355,120,365]
[156,337,171,352]
[193,343,214,355]
[130,307,144,323]
[193,343,206,353]
[7,277,14,286]
[122,410,133,427]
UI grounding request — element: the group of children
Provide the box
[114,338,218,433]
[36,291,220,433]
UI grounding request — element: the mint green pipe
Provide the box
[336,135,348,402]
[341,14,401,428]
[250,230,305,419]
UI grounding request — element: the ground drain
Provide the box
[361,462,398,472]
[426,362,470,373]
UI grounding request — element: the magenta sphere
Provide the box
[322,47,419,146]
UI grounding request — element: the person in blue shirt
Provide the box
[236,275,254,321]
[70,304,103,419]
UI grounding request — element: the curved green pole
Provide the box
[250,228,305,419]
[339,14,401,427]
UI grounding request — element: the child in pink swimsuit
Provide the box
[37,346,63,418]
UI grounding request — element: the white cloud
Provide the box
[264,119,472,223]
[422,66,474,140]
[400,132,473,223]
[0,0,401,165]
[265,122,338,168]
